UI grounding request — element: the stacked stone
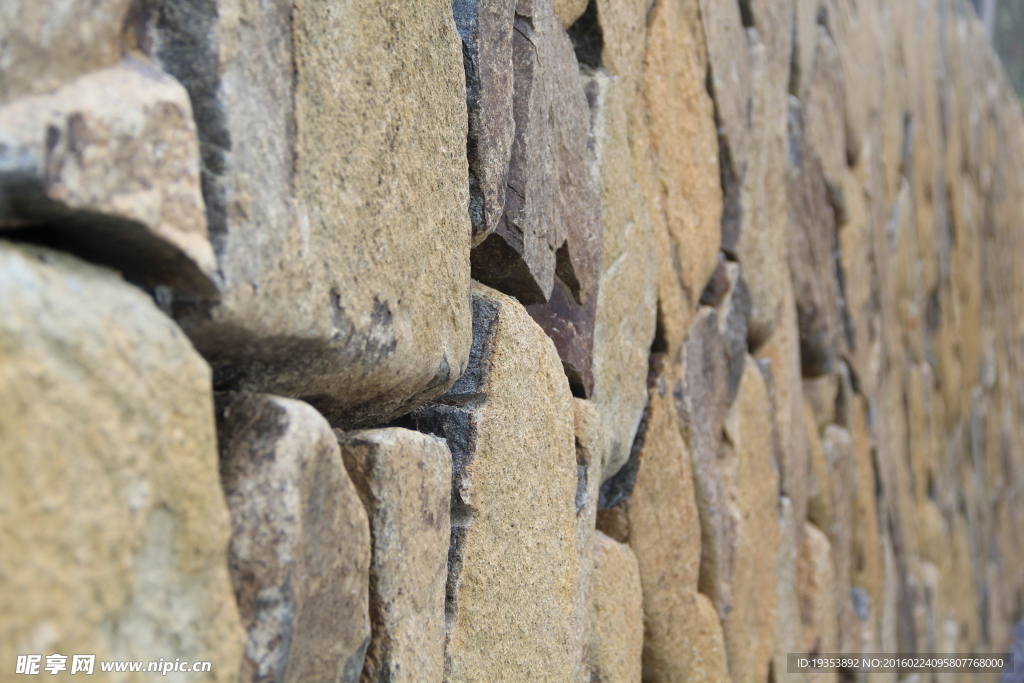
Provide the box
[2,0,1024,681]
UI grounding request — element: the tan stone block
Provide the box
[149,0,473,427]
[773,497,808,683]
[721,357,780,683]
[798,522,839,677]
[0,60,215,293]
[699,0,752,180]
[590,531,644,683]
[407,283,583,681]
[337,428,452,683]
[554,0,589,27]
[585,69,658,481]
[0,242,243,682]
[219,393,371,683]
[804,26,847,199]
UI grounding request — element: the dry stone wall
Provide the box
[2,0,1024,681]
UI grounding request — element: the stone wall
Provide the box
[2,0,1024,681]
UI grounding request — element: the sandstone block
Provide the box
[699,0,752,182]
[336,429,452,683]
[804,26,848,201]
[572,397,604,679]
[799,522,839,674]
[454,0,516,243]
[407,283,583,681]
[217,393,371,683]
[756,277,809,531]
[720,357,780,683]
[585,69,658,480]
[786,98,846,376]
[0,59,216,293]
[150,0,472,427]
[0,0,131,104]
[643,0,722,335]
[773,497,807,683]
[674,308,732,612]
[0,242,242,681]
[737,24,791,348]
[554,0,589,28]
[589,531,644,683]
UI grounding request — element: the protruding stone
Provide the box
[0,242,243,681]
[407,283,583,681]
[757,277,809,532]
[0,60,216,293]
[642,0,723,349]
[786,97,846,376]
[589,531,644,683]
[217,393,371,683]
[336,429,452,683]
[702,258,752,405]
[674,308,732,613]
[149,0,472,427]
[799,522,839,672]
[454,0,516,243]
[473,0,601,310]
[720,357,780,683]
[0,0,131,104]
[585,69,658,480]
[699,0,753,182]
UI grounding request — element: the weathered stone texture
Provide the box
[0,242,243,681]
[407,283,583,682]
[150,0,473,427]
[217,393,371,683]
[0,60,216,293]
[336,429,452,683]
[586,69,658,481]
[589,531,643,683]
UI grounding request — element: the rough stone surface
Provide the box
[786,98,846,376]
[589,531,643,683]
[0,59,216,293]
[799,522,839,670]
[150,0,473,427]
[0,242,243,681]
[597,354,703,682]
[554,0,589,28]
[773,497,806,683]
[585,69,658,481]
[454,0,516,244]
[407,283,582,682]
[0,0,132,104]
[756,277,809,532]
[804,25,847,200]
[336,429,452,683]
[737,21,791,348]
[473,0,600,309]
[702,258,751,406]
[720,357,780,683]
[217,393,371,683]
[572,397,603,679]
[674,307,732,613]
[642,0,723,346]
[699,0,752,183]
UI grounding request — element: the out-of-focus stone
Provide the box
[791,0,820,97]
[799,522,839,674]
[699,0,752,182]
[757,277,808,530]
[773,497,806,683]
[806,399,835,535]
[0,60,216,293]
[218,393,370,683]
[454,0,516,243]
[674,308,732,614]
[0,0,131,104]
[336,429,451,683]
[737,23,791,348]
[821,425,858,655]
[721,357,780,683]
[701,258,751,406]
[589,531,643,683]
[803,373,839,432]
[474,0,600,309]
[850,395,883,634]
[149,0,472,427]
[573,397,603,679]
[642,0,722,338]
[554,0,589,28]
[804,26,847,201]
[0,242,243,681]
[786,98,845,376]
[406,283,583,681]
[585,69,658,482]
